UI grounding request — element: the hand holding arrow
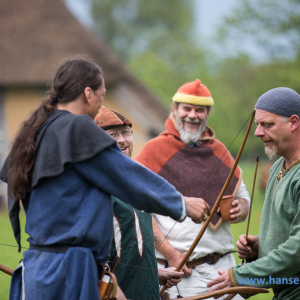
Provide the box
[241,154,259,265]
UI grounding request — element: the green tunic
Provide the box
[233,157,300,299]
[109,196,160,300]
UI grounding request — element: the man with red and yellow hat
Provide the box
[136,79,250,299]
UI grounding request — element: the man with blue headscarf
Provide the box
[208,87,300,300]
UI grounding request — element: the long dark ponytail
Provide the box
[8,57,103,201]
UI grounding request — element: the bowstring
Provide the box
[155,112,253,253]
[0,242,27,249]
[0,113,254,298]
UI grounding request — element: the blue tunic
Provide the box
[8,131,186,299]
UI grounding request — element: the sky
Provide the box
[63,0,264,61]
[64,0,239,39]
[194,0,239,39]
[64,0,93,27]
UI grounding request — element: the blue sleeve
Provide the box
[74,144,186,221]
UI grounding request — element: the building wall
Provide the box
[0,88,7,208]
[3,87,158,158]
[4,87,44,141]
[0,87,44,208]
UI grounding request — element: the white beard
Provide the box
[175,115,207,144]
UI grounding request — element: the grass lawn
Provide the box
[0,210,28,300]
[0,160,273,299]
[230,160,273,300]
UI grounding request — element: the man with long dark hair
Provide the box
[0,57,210,300]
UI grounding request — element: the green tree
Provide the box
[204,55,261,157]
[91,0,212,105]
[218,0,300,60]
[89,0,300,160]
[207,53,300,157]
[203,0,300,157]
[91,0,194,60]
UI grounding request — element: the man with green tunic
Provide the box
[94,106,185,300]
[207,87,300,299]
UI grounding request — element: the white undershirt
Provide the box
[154,180,250,260]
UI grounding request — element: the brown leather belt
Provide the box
[157,251,234,269]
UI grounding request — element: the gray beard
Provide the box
[265,144,278,160]
[175,115,207,144]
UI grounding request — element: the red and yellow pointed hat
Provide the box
[172,79,214,106]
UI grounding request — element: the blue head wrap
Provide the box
[255,87,300,118]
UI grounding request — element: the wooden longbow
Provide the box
[160,110,256,296]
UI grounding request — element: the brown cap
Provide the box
[94,106,132,130]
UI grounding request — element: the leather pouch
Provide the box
[219,195,234,222]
